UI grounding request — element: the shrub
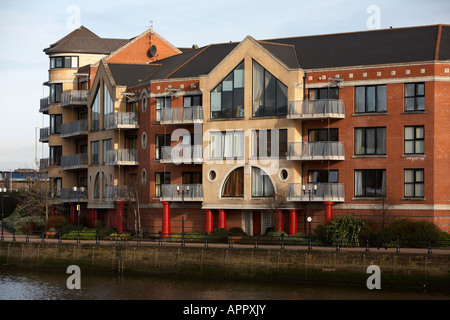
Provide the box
[45,215,66,230]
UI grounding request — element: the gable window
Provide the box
[355,85,386,113]
[355,169,386,197]
[404,169,424,198]
[211,61,244,119]
[354,127,386,155]
[405,83,425,111]
[103,84,113,116]
[91,87,101,131]
[251,129,287,158]
[251,167,274,197]
[222,167,244,197]
[252,60,287,117]
[404,126,424,154]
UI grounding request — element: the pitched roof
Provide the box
[267,25,449,69]
[44,26,128,55]
[107,63,161,87]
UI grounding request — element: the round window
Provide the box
[208,170,217,182]
[279,169,289,181]
[141,132,147,149]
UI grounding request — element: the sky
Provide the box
[0,0,449,171]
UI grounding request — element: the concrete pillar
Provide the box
[205,209,213,233]
[289,209,298,235]
[162,201,171,237]
[89,209,98,227]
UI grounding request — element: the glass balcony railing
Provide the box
[104,112,139,130]
[160,106,203,124]
[39,127,50,142]
[287,100,345,119]
[39,97,50,113]
[60,120,88,138]
[287,142,345,160]
[160,145,203,164]
[288,183,345,202]
[60,90,89,107]
[160,184,204,202]
[60,154,88,170]
[61,187,88,202]
[105,149,139,166]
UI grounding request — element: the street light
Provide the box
[177,184,190,247]
[303,184,317,250]
[73,186,85,243]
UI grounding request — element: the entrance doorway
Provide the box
[242,210,272,235]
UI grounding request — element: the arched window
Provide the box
[93,172,100,198]
[251,167,274,197]
[222,167,244,197]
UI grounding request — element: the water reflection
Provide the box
[0,270,449,300]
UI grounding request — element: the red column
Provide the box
[116,201,125,232]
[324,201,334,224]
[289,209,298,235]
[162,201,171,237]
[277,210,283,232]
[205,209,213,233]
[70,203,76,225]
[218,209,226,230]
[89,209,98,227]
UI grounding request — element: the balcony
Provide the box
[288,183,345,202]
[39,127,50,143]
[60,120,88,138]
[39,158,49,172]
[160,145,203,164]
[60,90,89,107]
[287,100,345,119]
[160,184,204,202]
[287,142,345,161]
[61,187,88,202]
[104,112,139,130]
[60,154,88,170]
[105,149,139,166]
[105,186,134,201]
[39,97,50,113]
[160,106,203,124]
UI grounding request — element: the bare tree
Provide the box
[121,183,142,235]
[369,197,396,229]
[264,186,289,232]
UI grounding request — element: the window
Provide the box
[308,170,338,183]
[354,127,386,155]
[50,83,62,103]
[183,95,202,107]
[93,173,100,199]
[252,60,287,117]
[405,83,425,111]
[251,167,274,197]
[355,85,386,113]
[211,61,244,119]
[156,97,171,122]
[50,114,62,135]
[355,169,386,197]
[91,87,101,131]
[50,56,78,69]
[102,139,113,164]
[404,126,424,154]
[155,172,170,198]
[91,141,100,165]
[155,134,171,160]
[104,84,113,116]
[222,167,244,197]
[182,172,202,184]
[53,178,62,197]
[210,130,244,159]
[309,87,339,100]
[50,146,62,166]
[251,129,287,158]
[404,169,424,198]
[308,128,338,142]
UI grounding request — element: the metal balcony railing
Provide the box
[61,187,88,202]
[287,100,345,119]
[60,120,88,138]
[104,186,135,201]
[39,127,50,142]
[60,154,88,170]
[105,149,139,166]
[160,106,203,124]
[60,90,89,107]
[160,184,204,202]
[288,183,345,202]
[160,145,203,164]
[39,97,50,113]
[287,142,345,160]
[104,112,139,130]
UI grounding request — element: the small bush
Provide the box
[45,215,66,230]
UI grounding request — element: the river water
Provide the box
[0,269,448,301]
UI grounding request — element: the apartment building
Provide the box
[40,25,450,234]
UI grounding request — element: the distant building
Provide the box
[39,25,450,234]
[0,169,47,191]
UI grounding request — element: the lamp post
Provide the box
[73,186,85,243]
[303,184,317,250]
[177,184,190,247]
[1,187,7,241]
